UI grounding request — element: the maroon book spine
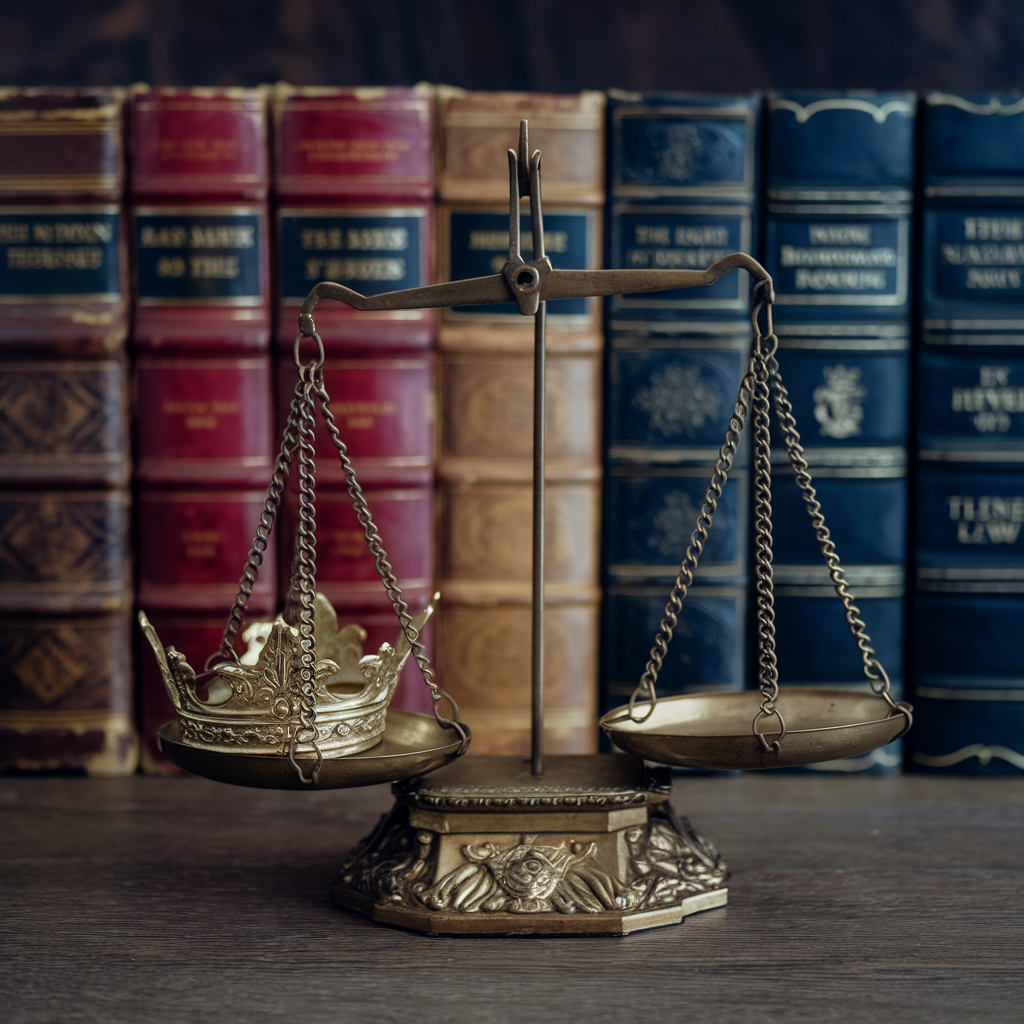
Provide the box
[273,85,436,714]
[0,89,136,774]
[130,88,276,768]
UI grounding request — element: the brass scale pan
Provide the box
[160,688,909,786]
[158,123,908,786]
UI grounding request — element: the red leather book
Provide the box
[0,88,129,352]
[271,86,438,716]
[135,355,273,486]
[273,86,432,201]
[136,487,276,614]
[276,351,433,487]
[131,89,270,353]
[273,86,434,351]
[0,611,135,775]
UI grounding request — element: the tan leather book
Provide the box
[434,89,605,754]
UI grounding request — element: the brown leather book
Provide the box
[434,89,606,754]
[0,611,134,775]
[0,89,135,775]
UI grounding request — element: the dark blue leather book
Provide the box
[912,92,1024,775]
[761,91,916,772]
[602,93,759,727]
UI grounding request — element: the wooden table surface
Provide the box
[2,771,1023,1023]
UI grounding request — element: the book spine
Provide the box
[130,88,275,769]
[911,91,1024,775]
[0,88,129,352]
[435,90,606,754]
[761,90,916,773]
[0,89,135,774]
[272,86,437,715]
[603,92,760,727]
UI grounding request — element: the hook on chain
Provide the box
[753,704,786,753]
[628,679,658,723]
[294,330,325,372]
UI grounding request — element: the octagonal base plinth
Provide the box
[332,755,728,936]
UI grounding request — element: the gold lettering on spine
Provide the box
[947,494,1024,544]
[334,399,397,430]
[163,398,241,430]
[295,138,412,163]
[160,138,239,162]
[300,227,409,251]
[951,366,1024,433]
[181,530,222,559]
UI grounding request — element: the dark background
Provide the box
[3,0,1024,92]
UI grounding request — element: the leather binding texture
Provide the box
[911,91,1024,775]
[761,90,916,773]
[435,89,606,754]
[272,85,437,715]
[130,88,276,770]
[603,92,759,739]
[0,88,136,774]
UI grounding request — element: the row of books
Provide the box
[603,88,1024,776]
[0,84,606,773]
[0,85,1021,776]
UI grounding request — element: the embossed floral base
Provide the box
[332,755,728,936]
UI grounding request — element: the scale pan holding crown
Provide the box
[142,121,911,936]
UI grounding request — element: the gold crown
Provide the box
[139,592,436,758]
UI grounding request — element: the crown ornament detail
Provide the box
[139,592,437,759]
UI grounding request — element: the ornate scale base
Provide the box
[332,755,728,935]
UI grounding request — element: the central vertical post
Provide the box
[527,129,546,777]
[531,299,546,775]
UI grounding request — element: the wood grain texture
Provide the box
[2,774,1022,1024]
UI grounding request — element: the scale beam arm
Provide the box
[544,254,774,301]
[297,253,774,335]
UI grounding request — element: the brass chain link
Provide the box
[750,303,785,751]
[287,362,324,782]
[628,280,911,745]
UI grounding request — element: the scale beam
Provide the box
[296,255,773,330]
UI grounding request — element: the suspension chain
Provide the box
[627,279,909,745]
[768,353,911,725]
[750,304,785,751]
[287,361,323,782]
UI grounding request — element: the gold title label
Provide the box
[159,138,240,162]
[947,494,1024,544]
[295,137,412,163]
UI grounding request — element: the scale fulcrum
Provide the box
[142,121,912,936]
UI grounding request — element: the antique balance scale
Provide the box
[143,122,912,936]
